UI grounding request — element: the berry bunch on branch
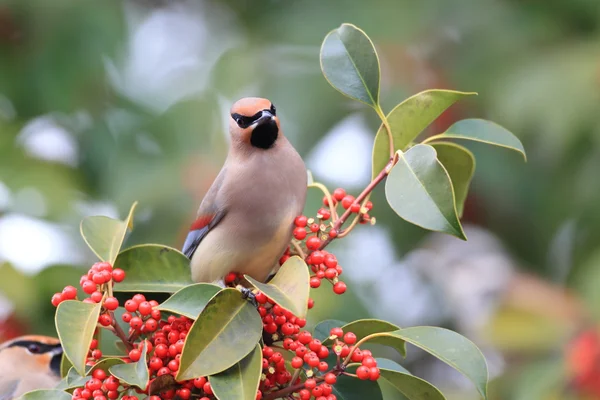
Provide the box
[22,22,525,400]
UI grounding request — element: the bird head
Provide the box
[229,97,280,149]
[0,335,63,377]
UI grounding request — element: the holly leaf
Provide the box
[387,327,488,399]
[55,300,101,376]
[385,144,466,240]
[245,256,310,318]
[324,319,406,357]
[113,244,194,293]
[156,283,222,319]
[210,344,262,400]
[177,288,262,380]
[372,90,476,178]
[430,142,475,217]
[433,118,526,160]
[109,342,149,389]
[320,23,380,107]
[17,390,71,400]
[332,374,383,400]
[80,202,137,264]
[376,358,446,400]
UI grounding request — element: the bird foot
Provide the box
[237,286,258,308]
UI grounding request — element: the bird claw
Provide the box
[238,286,258,308]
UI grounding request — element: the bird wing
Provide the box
[182,168,227,259]
[0,379,19,400]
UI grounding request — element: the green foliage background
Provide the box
[1,1,599,399]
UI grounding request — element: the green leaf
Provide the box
[385,144,466,240]
[320,23,380,107]
[332,373,383,400]
[377,358,446,400]
[313,319,347,342]
[210,344,262,400]
[390,327,488,399]
[60,354,72,378]
[113,244,194,292]
[17,389,71,400]
[372,90,476,178]
[63,367,88,389]
[80,201,137,264]
[433,118,526,160]
[55,300,101,376]
[156,283,222,319]
[430,142,475,217]
[109,342,149,389]
[177,288,262,380]
[245,256,310,318]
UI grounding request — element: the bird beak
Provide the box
[253,110,275,127]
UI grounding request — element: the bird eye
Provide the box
[27,343,41,354]
[270,103,276,116]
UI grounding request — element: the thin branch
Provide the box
[110,312,134,352]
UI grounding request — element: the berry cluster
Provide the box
[51,261,126,307]
[257,292,307,342]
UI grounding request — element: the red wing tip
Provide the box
[190,215,213,231]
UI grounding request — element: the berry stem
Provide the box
[290,240,306,259]
[263,376,325,400]
[342,333,380,367]
[315,156,395,252]
[374,104,395,159]
[110,312,134,352]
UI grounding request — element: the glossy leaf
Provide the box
[431,142,475,217]
[385,144,466,240]
[377,358,446,400]
[60,354,72,378]
[332,373,383,400]
[177,288,262,380]
[245,256,310,318]
[320,23,380,107]
[80,202,137,264]
[210,344,262,400]
[313,319,347,342]
[372,90,476,178]
[434,118,526,160]
[55,300,101,376]
[109,342,149,389]
[62,367,88,389]
[390,327,488,399]
[323,319,405,356]
[17,390,71,400]
[113,244,193,292]
[156,283,222,319]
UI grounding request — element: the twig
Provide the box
[110,312,134,352]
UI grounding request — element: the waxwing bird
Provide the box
[0,335,62,399]
[183,97,307,284]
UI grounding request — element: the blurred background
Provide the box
[1,0,600,398]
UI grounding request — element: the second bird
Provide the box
[183,97,307,284]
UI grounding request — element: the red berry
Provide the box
[98,313,112,327]
[311,251,324,265]
[91,349,102,359]
[92,273,105,285]
[293,227,307,240]
[104,297,118,311]
[224,272,237,284]
[111,268,125,282]
[132,294,146,304]
[203,382,213,395]
[333,281,346,294]
[325,268,337,280]
[62,286,78,300]
[104,377,119,391]
[193,377,207,389]
[82,280,96,294]
[325,373,337,384]
[365,201,373,210]
[306,237,321,251]
[138,301,152,316]
[296,318,307,328]
[309,339,322,352]
[91,291,103,303]
[310,277,321,288]
[324,254,337,268]
[168,359,179,371]
[318,361,329,371]
[151,309,161,320]
[351,349,363,362]
[294,216,308,227]
[369,367,380,380]
[51,293,63,307]
[330,327,343,338]
[328,229,338,238]
[299,389,311,400]
[344,332,357,345]
[129,349,141,362]
[122,312,132,323]
[356,365,370,380]
[312,386,323,397]
[308,298,315,309]
[362,356,377,368]
[86,378,102,391]
[341,195,355,209]
[124,300,138,312]
[318,208,331,220]
[145,318,158,332]
[89,339,98,349]
[291,356,303,369]
[281,322,295,336]
[177,388,191,399]
[318,346,329,359]
[155,344,168,358]
[333,188,346,201]
[157,367,170,376]
[92,369,106,380]
[255,292,267,304]
[304,378,316,390]
[350,203,361,213]
[129,317,143,330]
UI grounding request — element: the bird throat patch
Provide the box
[251,120,279,149]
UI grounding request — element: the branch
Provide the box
[110,312,134,352]
[264,376,324,400]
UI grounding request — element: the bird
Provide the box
[183,97,307,285]
[0,335,63,399]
